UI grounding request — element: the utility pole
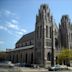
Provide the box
[51,16,54,67]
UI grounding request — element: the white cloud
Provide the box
[0,25,7,31]
[0,10,27,37]
[0,16,27,38]
[16,28,27,36]
[0,25,27,38]
[5,10,15,16]
[0,41,4,44]
[0,25,13,35]
[7,22,19,30]
[0,24,27,37]
[6,21,27,34]
[21,29,27,33]
[7,30,13,35]
[0,9,20,20]
[16,31,23,35]
[5,10,11,15]
[12,19,18,24]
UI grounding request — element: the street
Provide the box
[0,67,48,72]
[0,67,72,72]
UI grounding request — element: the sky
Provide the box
[0,0,72,51]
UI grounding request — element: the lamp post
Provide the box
[51,16,54,67]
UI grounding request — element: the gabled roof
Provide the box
[16,31,35,44]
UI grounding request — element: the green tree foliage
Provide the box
[57,48,72,65]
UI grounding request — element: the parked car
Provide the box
[15,63,39,68]
[24,63,33,67]
[48,64,68,71]
[15,63,33,67]
[0,61,14,68]
[14,63,21,67]
[19,63,26,67]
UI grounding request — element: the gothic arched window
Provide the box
[46,25,48,37]
[55,38,58,48]
[47,52,51,61]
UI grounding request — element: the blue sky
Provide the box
[0,0,72,51]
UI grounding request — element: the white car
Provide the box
[0,61,14,67]
[48,64,68,71]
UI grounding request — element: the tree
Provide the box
[0,52,6,61]
[57,48,72,66]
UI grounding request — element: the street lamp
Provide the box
[51,16,54,67]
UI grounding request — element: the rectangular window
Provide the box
[40,26,42,38]
[37,27,39,38]
[46,42,51,46]
[30,40,33,45]
[21,44,23,47]
[54,29,56,35]
[46,25,48,37]
[50,27,52,38]
[46,41,48,46]
[46,40,51,46]
[25,43,27,46]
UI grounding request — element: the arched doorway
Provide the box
[56,56,58,64]
[31,53,33,64]
[9,55,11,61]
[25,53,27,63]
[16,54,18,63]
[12,55,14,63]
[47,52,51,61]
[55,38,58,48]
[20,53,22,63]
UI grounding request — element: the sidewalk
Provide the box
[68,67,72,70]
[19,67,48,72]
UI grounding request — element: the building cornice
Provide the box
[6,45,34,52]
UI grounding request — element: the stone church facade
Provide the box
[6,4,72,67]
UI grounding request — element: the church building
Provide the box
[6,4,72,67]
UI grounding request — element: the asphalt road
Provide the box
[0,67,20,72]
[0,67,48,72]
[0,67,72,72]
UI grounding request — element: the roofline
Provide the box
[6,45,34,52]
[16,31,35,44]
